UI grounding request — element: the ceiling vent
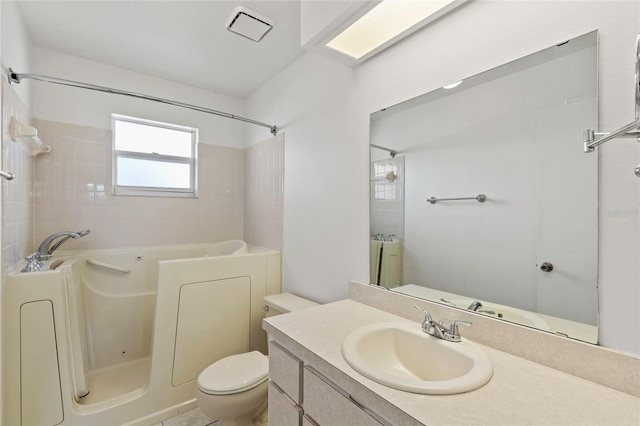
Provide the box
[225,6,274,42]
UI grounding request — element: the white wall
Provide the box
[247,52,368,304]
[1,0,31,108]
[31,47,247,148]
[247,1,640,354]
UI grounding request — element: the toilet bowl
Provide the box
[196,293,318,425]
[197,351,269,426]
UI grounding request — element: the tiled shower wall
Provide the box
[32,119,246,252]
[2,80,34,268]
[2,110,283,270]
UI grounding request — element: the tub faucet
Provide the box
[35,229,91,260]
[21,230,90,273]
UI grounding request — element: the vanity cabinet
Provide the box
[268,382,302,426]
[303,366,384,425]
[268,341,386,426]
[268,342,303,425]
[264,298,640,426]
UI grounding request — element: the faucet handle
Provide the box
[414,306,434,333]
[414,306,432,321]
[21,252,44,273]
[25,252,39,261]
[448,320,472,341]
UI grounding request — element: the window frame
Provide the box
[112,114,198,198]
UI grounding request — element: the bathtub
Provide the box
[4,241,281,426]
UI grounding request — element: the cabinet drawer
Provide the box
[269,341,303,403]
[268,382,302,426]
[303,414,319,426]
[303,367,383,426]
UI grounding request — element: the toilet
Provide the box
[196,293,318,426]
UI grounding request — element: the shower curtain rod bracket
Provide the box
[8,68,21,85]
[7,68,279,136]
[370,144,397,158]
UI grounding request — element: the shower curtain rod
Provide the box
[8,68,278,136]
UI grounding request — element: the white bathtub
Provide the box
[4,241,281,426]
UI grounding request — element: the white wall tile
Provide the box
[2,111,281,266]
[32,119,246,252]
[2,81,34,268]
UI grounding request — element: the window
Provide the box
[112,114,197,197]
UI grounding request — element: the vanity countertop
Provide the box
[263,299,640,425]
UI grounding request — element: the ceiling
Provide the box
[15,1,305,98]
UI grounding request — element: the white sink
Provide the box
[342,322,493,395]
[448,299,550,330]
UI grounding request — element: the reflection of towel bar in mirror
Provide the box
[427,194,486,204]
[583,34,640,177]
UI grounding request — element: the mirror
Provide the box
[369,31,598,343]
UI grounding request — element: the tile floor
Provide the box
[152,408,218,426]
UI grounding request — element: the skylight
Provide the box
[326,0,458,60]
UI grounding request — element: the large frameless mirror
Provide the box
[369,31,598,343]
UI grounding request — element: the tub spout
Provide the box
[36,229,91,260]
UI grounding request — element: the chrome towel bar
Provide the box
[583,34,640,177]
[427,194,486,204]
[0,171,15,181]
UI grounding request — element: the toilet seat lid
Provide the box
[198,351,268,395]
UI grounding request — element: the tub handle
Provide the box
[86,259,131,273]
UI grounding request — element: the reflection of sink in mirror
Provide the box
[342,322,493,395]
[447,299,550,331]
[393,284,599,342]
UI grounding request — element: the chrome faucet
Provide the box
[467,301,483,311]
[466,301,498,315]
[414,306,472,343]
[22,229,91,272]
[38,229,91,260]
[36,230,91,260]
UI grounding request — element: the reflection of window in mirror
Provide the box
[374,182,396,200]
[370,157,405,241]
[373,162,399,200]
[371,157,405,288]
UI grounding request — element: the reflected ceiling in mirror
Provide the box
[369,31,598,343]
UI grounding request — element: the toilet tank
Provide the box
[263,293,319,317]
